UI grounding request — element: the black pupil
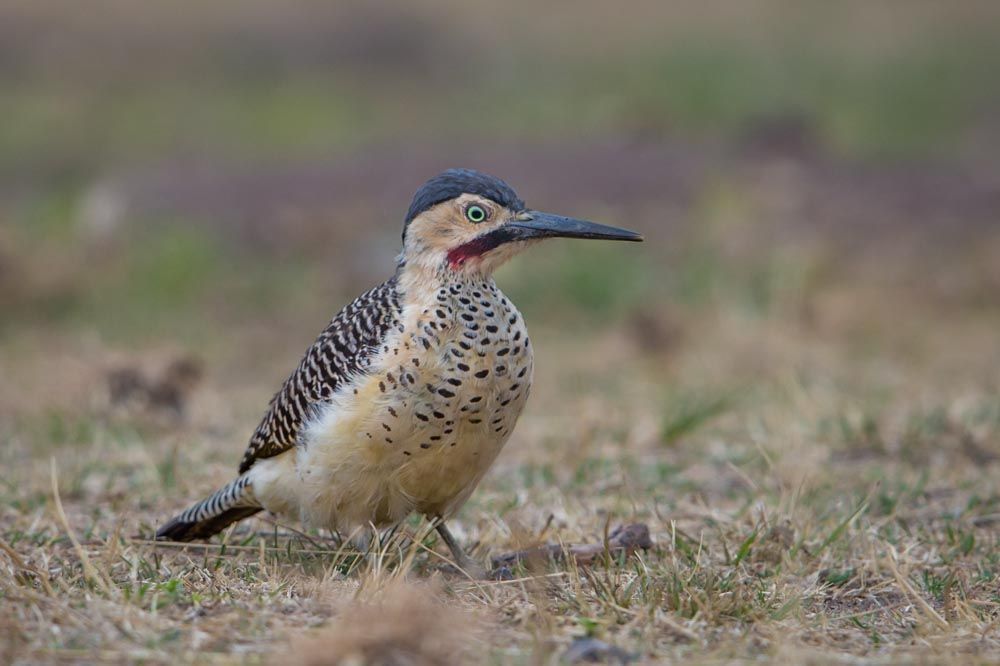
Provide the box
[469,206,484,221]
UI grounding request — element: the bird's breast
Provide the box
[297,277,533,527]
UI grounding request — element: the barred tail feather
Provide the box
[156,475,262,542]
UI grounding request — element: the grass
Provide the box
[2,219,998,662]
[2,3,1000,662]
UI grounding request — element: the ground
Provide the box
[2,3,1000,664]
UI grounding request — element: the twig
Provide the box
[50,458,114,597]
[0,537,32,571]
[883,551,949,630]
[490,523,653,569]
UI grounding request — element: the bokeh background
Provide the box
[4,1,999,354]
[3,1,1000,661]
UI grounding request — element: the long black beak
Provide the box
[507,211,643,242]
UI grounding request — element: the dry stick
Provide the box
[490,523,653,569]
[50,457,114,597]
[139,539,350,555]
[884,551,949,630]
[826,600,913,623]
[452,571,570,591]
[0,536,32,571]
[253,514,331,550]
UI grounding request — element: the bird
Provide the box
[155,168,643,574]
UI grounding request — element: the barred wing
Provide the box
[237,277,402,474]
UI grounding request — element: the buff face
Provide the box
[402,193,642,278]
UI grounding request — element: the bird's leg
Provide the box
[435,521,487,579]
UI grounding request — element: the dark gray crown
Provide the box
[403,169,525,240]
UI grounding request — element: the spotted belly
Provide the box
[284,279,533,533]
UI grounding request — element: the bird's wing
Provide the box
[237,277,402,474]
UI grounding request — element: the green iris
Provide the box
[466,205,487,223]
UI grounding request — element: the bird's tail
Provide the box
[156,475,262,542]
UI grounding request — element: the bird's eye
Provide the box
[465,204,488,223]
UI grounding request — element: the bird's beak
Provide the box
[507,211,643,242]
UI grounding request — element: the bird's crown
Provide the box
[403,169,524,240]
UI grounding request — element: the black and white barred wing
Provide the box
[156,277,402,542]
[237,278,402,474]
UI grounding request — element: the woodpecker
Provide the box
[156,169,643,573]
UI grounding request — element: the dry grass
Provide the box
[2,233,999,663]
[2,4,1000,662]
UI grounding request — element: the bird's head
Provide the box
[399,169,642,277]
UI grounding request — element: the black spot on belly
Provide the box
[457,363,470,372]
[475,369,489,379]
[486,325,498,334]
[416,413,429,422]
[420,443,431,449]
[438,388,455,398]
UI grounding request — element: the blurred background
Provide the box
[2,0,999,463]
